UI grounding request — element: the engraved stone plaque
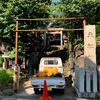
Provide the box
[84,25,96,71]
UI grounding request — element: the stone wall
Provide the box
[0,84,13,96]
[74,45,84,68]
[74,65,100,98]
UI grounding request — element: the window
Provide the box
[44,60,58,65]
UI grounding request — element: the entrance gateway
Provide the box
[13,17,96,92]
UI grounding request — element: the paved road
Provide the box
[0,80,75,100]
[0,91,75,100]
[0,80,98,100]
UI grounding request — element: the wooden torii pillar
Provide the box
[14,17,18,92]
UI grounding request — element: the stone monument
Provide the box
[84,25,96,71]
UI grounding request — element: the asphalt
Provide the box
[0,80,98,100]
[0,79,76,100]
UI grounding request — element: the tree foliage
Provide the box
[59,0,97,17]
[50,0,100,50]
[0,0,51,56]
[1,0,100,57]
[51,0,97,18]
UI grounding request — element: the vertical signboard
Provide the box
[84,25,96,71]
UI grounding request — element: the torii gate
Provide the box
[46,28,63,49]
[13,17,86,92]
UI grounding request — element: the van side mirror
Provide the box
[63,64,65,67]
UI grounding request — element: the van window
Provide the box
[44,60,58,65]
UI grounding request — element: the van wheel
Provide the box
[34,88,39,94]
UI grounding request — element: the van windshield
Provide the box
[44,60,58,65]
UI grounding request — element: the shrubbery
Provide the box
[0,69,14,85]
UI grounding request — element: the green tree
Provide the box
[49,0,100,65]
[0,0,51,57]
[50,0,99,49]
[52,0,97,18]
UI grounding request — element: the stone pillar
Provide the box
[84,25,96,71]
[3,62,6,69]
[98,67,100,92]
[70,59,74,74]
[79,67,84,92]
[75,65,79,88]
[92,71,97,92]
[86,70,91,92]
